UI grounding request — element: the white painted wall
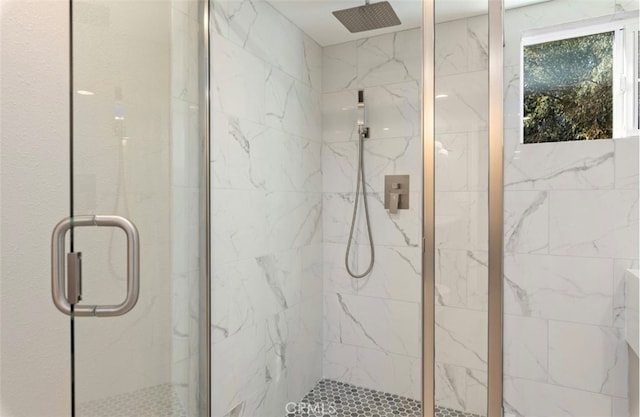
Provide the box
[0,1,71,416]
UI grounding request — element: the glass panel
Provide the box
[503,1,638,416]
[71,1,206,416]
[434,1,489,416]
[209,0,423,415]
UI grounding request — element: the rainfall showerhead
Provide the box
[332,1,401,34]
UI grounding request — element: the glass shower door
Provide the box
[55,1,206,416]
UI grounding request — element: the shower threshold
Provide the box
[288,379,483,417]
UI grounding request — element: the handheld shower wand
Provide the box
[345,90,375,279]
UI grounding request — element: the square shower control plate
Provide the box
[384,175,410,211]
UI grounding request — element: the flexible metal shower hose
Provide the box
[344,131,375,278]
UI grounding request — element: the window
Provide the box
[521,17,639,144]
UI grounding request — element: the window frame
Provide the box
[519,13,639,144]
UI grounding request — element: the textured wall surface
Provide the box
[210,1,324,416]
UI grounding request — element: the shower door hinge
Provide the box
[67,252,82,305]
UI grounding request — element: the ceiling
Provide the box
[267,0,551,46]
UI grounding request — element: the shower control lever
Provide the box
[384,175,410,213]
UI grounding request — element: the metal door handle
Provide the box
[51,215,140,317]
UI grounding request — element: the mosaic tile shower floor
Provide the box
[76,383,186,417]
[288,379,482,417]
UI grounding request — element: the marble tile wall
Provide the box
[321,28,423,401]
[502,1,639,416]
[210,1,323,416]
[433,13,490,417]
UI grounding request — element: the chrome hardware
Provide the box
[384,175,410,213]
[51,215,140,317]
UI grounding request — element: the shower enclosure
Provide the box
[45,0,638,416]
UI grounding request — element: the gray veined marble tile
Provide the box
[356,29,421,88]
[504,190,549,254]
[504,140,615,191]
[503,315,548,382]
[503,376,612,417]
[324,292,420,358]
[548,189,638,259]
[210,33,265,124]
[504,253,614,326]
[435,306,488,371]
[322,41,358,93]
[548,322,627,397]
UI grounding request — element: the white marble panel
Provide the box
[466,250,488,311]
[549,189,638,259]
[467,130,488,191]
[211,323,267,417]
[211,33,264,123]
[265,191,322,253]
[465,368,488,416]
[355,245,422,303]
[225,0,308,83]
[366,81,421,139]
[436,249,468,308]
[256,249,303,316]
[324,293,420,358]
[212,258,269,343]
[503,190,549,254]
[322,141,357,193]
[435,191,488,251]
[436,133,469,192]
[435,70,488,134]
[503,65,521,130]
[435,18,468,76]
[504,376,612,417]
[322,42,357,93]
[323,242,360,296]
[322,341,358,382]
[505,140,615,191]
[363,136,422,193]
[265,66,321,141]
[364,191,422,247]
[322,192,356,244]
[435,306,488,371]
[356,29,421,87]
[301,244,323,301]
[504,253,614,325]
[614,138,639,189]
[614,259,638,328]
[435,363,467,411]
[354,346,420,400]
[503,315,548,381]
[302,139,322,192]
[211,188,266,263]
[466,15,489,73]
[549,322,627,397]
[322,90,359,143]
[304,35,323,92]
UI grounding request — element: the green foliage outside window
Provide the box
[523,31,614,143]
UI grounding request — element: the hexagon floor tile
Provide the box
[286,379,483,417]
